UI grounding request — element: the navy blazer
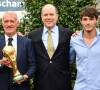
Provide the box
[0,35,36,90]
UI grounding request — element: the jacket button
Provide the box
[50,61,52,63]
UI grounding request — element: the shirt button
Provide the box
[50,61,52,63]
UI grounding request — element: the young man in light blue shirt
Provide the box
[70,6,100,90]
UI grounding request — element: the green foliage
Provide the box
[0,0,99,89]
[0,19,4,36]
[55,0,97,31]
[21,0,97,33]
[30,78,34,90]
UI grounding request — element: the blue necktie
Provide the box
[8,38,13,46]
[8,38,13,84]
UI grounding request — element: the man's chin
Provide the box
[85,29,92,32]
[46,25,54,29]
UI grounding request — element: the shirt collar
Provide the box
[96,28,100,36]
[5,33,17,42]
[79,28,100,39]
[43,25,58,34]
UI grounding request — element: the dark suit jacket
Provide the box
[0,35,36,90]
[28,26,73,90]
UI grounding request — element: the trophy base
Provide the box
[13,74,24,82]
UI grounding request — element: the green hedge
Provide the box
[0,0,99,89]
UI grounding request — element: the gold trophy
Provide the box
[2,46,24,82]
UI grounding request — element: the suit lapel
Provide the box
[52,26,64,59]
[17,35,23,61]
[38,27,50,59]
[0,36,6,49]
[0,36,6,59]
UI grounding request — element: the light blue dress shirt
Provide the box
[42,25,59,52]
[70,29,100,90]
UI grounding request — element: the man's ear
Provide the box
[96,18,99,23]
[17,21,19,27]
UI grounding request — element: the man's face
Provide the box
[41,6,58,29]
[3,14,19,37]
[80,16,98,32]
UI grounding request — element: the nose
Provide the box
[47,15,51,19]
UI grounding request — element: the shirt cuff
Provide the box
[0,60,1,67]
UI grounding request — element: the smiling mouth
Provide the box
[47,22,52,24]
[46,20,52,22]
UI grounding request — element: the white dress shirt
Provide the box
[5,34,17,56]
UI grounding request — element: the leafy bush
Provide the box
[0,0,99,89]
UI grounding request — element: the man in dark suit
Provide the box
[0,11,36,90]
[28,4,73,90]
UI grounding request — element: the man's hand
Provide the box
[17,32,23,36]
[0,57,11,67]
[13,75,28,84]
[72,31,81,37]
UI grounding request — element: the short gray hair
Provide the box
[2,11,19,23]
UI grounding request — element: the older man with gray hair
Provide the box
[0,11,36,90]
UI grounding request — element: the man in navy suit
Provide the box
[28,4,73,90]
[0,11,36,90]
